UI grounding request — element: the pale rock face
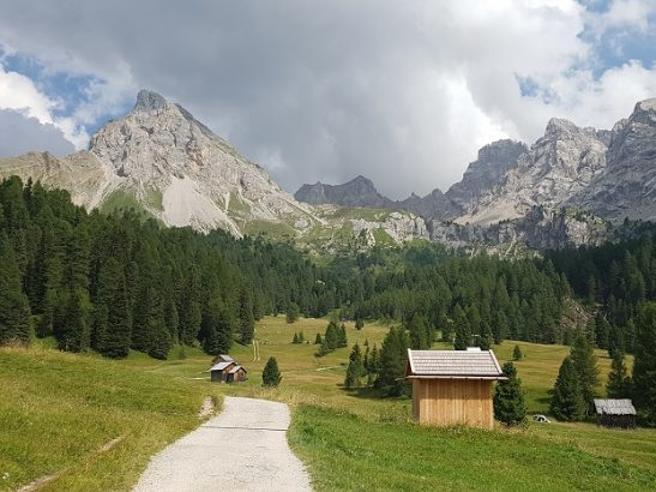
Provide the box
[86,89,318,233]
[453,119,608,225]
[568,98,656,221]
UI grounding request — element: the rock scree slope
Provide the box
[133,396,311,492]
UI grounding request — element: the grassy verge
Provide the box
[289,405,656,491]
[0,346,222,491]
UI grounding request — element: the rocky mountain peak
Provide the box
[544,117,580,136]
[133,89,170,113]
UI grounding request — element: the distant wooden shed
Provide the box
[405,348,506,429]
[593,399,637,428]
[208,355,247,383]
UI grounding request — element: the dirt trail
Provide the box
[133,396,311,492]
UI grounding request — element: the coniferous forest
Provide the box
[0,175,655,381]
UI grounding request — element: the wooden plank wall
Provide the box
[412,379,494,429]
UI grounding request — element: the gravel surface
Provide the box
[133,396,312,492]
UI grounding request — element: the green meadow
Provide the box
[2,316,655,491]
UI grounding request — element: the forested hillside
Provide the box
[0,176,327,359]
[0,175,654,367]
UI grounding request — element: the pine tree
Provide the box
[338,323,348,348]
[200,298,233,355]
[262,356,282,387]
[493,362,527,426]
[633,302,656,424]
[570,332,598,413]
[94,258,131,358]
[512,344,523,361]
[355,317,364,330]
[54,290,91,352]
[314,333,322,344]
[238,287,255,344]
[376,326,409,396]
[453,305,469,350]
[292,332,300,344]
[286,302,300,324]
[344,343,366,389]
[408,314,431,350]
[606,351,631,399]
[479,322,493,350]
[550,356,586,421]
[0,238,32,345]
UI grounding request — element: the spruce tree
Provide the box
[479,322,493,350]
[55,290,90,352]
[286,302,300,324]
[376,326,409,396]
[570,332,598,413]
[493,362,527,426]
[606,351,631,399]
[292,332,300,344]
[314,333,322,345]
[0,237,31,345]
[262,356,282,387]
[633,302,656,424]
[408,314,431,350]
[344,343,366,389]
[512,344,523,361]
[94,258,131,358]
[550,356,586,421]
[453,305,469,350]
[355,317,364,330]
[238,287,255,344]
[338,323,348,348]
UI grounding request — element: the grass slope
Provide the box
[289,406,656,491]
[0,346,221,491]
[3,317,655,490]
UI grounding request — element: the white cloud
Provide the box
[0,65,88,149]
[0,109,74,157]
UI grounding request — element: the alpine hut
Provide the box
[208,355,247,383]
[593,399,637,428]
[405,348,506,429]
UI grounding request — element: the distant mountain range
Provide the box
[1,90,654,252]
[295,98,656,250]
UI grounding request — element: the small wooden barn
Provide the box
[208,355,247,383]
[405,348,506,429]
[593,399,637,428]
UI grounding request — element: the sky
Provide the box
[0,0,655,198]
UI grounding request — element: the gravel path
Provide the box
[134,396,311,492]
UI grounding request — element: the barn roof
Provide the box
[227,364,247,374]
[406,349,505,379]
[214,354,234,363]
[208,361,235,372]
[594,399,636,416]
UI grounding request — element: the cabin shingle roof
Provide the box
[209,361,235,372]
[593,399,636,416]
[406,349,504,379]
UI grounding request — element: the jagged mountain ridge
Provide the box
[295,98,656,249]
[0,90,427,250]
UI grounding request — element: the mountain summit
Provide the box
[0,90,317,235]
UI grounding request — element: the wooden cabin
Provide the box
[593,399,637,428]
[208,355,247,383]
[405,348,506,429]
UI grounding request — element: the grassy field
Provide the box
[2,316,655,490]
[0,345,222,491]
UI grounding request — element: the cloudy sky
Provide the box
[0,0,655,198]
